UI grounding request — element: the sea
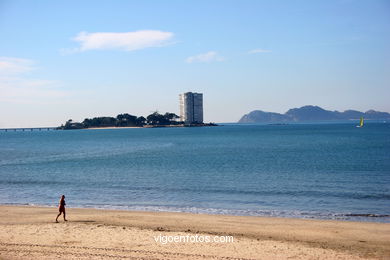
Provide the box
[1,122,389,223]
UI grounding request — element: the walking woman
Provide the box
[55,195,67,222]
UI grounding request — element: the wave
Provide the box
[0,180,70,185]
[344,213,390,218]
[2,181,389,201]
[85,185,390,201]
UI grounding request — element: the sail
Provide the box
[360,117,364,127]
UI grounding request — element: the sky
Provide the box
[0,0,389,127]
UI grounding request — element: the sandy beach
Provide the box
[84,126,143,130]
[0,206,389,259]
[84,125,181,130]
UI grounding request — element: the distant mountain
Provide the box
[286,106,337,121]
[238,111,290,123]
[238,105,390,123]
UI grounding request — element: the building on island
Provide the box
[179,92,203,124]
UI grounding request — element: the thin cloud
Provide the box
[248,49,272,54]
[64,30,174,53]
[0,57,67,104]
[186,51,225,63]
[0,57,35,75]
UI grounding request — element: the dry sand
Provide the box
[0,205,389,259]
[84,126,142,130]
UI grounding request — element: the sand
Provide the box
[0,206,389,259]
[84,126,142,130]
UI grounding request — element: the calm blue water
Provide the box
[1,123,389,222]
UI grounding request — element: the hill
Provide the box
[238,105,390,123]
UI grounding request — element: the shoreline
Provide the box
[72,123,219,130]
[84,126,143,130]
[83,125,187,130]
[1,205,389,259]
[2,203,389,223]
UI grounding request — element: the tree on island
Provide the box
[146,112,181,125]
[64,119,84,129]
[146,112,167,125]
[164,112,180,121]
[60,112,182,129]
[116,113,138,127]
[82,117,117,128]
[136,116,146,125]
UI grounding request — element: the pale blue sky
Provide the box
[0,0,389,127]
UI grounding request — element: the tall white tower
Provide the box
[179,92,203,124]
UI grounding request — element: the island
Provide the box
[58,112,217,130]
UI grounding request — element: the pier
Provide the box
[0,127,58,132]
